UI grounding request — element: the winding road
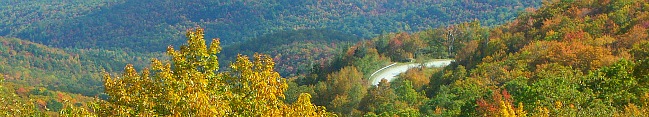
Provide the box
[369,59,454,85]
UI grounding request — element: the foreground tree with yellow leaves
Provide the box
[98,28,331,116]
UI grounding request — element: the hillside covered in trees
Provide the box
[0,37,166,96]
[284,0,649,116]
[0,1,545,115]
[5,0,649,116]
[424,0,649,115]
[1,0,540,52]
[320,0,649,116]
[219,29,361,77]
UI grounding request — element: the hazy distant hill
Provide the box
[2,0,540,52]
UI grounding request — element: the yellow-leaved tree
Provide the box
[97,28,331,116]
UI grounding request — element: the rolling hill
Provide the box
[2,0,540,52]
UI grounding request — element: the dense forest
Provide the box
[219,29,361,76]
[0,37,163,96]
[289,0,649,116]
[320,0,649,116]
[1,0,540,52]
[4,0,649,116]
[0,0,541,115]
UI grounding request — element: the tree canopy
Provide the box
[98,28,331,116]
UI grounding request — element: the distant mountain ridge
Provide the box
[2,0,540,52]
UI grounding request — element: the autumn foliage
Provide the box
[425,0,649,116]
[99,28,330,116]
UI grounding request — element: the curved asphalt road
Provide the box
[369,59,453,85]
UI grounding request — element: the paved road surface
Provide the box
[369,59,453,85]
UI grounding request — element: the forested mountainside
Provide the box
[2,0,540,52]
[0,37,162,116]
[0,1,542,115]
[1,74,98,116]
[3,28,338,116]
[7,0,649,116]
[219,29,361,77]
[284,0,649,116]
[419,0,649,116]
[0,37,162,97]
[288,20,489,116]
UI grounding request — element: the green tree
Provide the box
[359,79,404,115]
[584,60,640,107]
[315,66,366,116]
[47,99,63,112]
[394,80,428,106]
[631,42,649,61]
